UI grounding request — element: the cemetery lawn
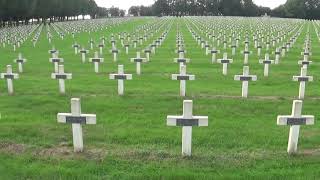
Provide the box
[1,18,320,179]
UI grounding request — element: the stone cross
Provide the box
[49,53,64,73]
[51,65,72,94]
[274,48,281,64]
[130,52,147,75]
[110,48,119,62]
[277,100,314,154]
[14,53,27,73]
[124,44,130,54]
[217,53,233,75]
[171,65,195,97]
[144,49,151,61]
[301,48,312,61]
[241,46,251,64]
[79,48,89,63]
[174,52,190,66]
[0,65,19,95]
[89,39,94,50]
[293,67,313,99]
[259,54,274,77]
[98,43,105,55]
[57,98,97,152]
[167,100,208,156]
[89,52,104,73]
[72,43,80,55]
[234,66,257,98]
[210,48,220,63]
[109,65,132,95]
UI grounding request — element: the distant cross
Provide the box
[241,46,251,64]
[0,65,19,95]
[14,53,27,73]
[109,65,132,95]
[144,49,151,61]
[72,43,80,55]
[274,48,281,64]
[259,54,274,77]
[217,53,233,75]
[124,44,130,54]
[234,66,257,98]
[174,52,190,66]
[110,48,119,62]
[167,100,208,156]
[293,67,313,99]
[89,52,104,73]
[79,48,89,63]
[98,43,105,55]
[130,52,147,75]
[89,39,94,50]
[57,98,97,152]
[171,65,195,97]
[210,47,220,63]
[51,65,72,94]
[277,100,314,154]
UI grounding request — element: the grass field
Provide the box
[1,17,320,179]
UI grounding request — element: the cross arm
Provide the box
[57,113,97,124]
[277,115,314,125]
[109,74,133,80]
[167,115,208,127]
[234,75,257,81]
[172,74,195,81]
[292,76,313,82]
[51,73,72,79]
[0,73,19,79]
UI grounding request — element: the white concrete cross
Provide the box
[144,49,152,61]
[0,65,19,95]
[79,48,89,63]
[274,48,281,64]
[89,39,94,50]
[89,52,104,73]
[217,53,233,75]
[130,52,147,75]
[72,43,80,55]
[109,65,132,95]
[256,42,262,57]
[14,53,27,73]
[210,48,220,63]
[124,44,130,54]
[241,46,252,64]
[277,100,314,154]
[98,43,105,55]
[57,98,97,152]
[234,66,257,98]
[110,48,119,62]
[293,67,313,99]
[259,54,274,77]
[167,100,208,156]
[174,52,190,65]
[48,47,59,57]
[49,53,64,73]
[51,65,72,94]
[172,65,195,97]
[301,48,312,61]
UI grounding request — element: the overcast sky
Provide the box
[95,0,287,11]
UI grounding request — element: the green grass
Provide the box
[0,17,320,179]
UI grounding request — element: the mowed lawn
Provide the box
[1,17,320,179]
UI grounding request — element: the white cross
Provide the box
[0,65,19,95]
[124,44,130,54]
[89,39,94,50]
[167,100,208,156]
[49,53,64,73]
[72,43,80,55]
[109,65,132,95]
[98,43,104,55]
[274,48,281,64]
[144,49,151,61]
[234,66,257,98]
[210,48,220,63]
[130,52,147,75]
[89,52,104,73]
[14,53,27,73]
[48,47,59,56]
[110,48,119,62]
[57,98,97,152]
[277,100,314,154]
[217,53,233,75]
[79,48,89,63]
[51,65,72,94]
[241,46,251,64]
[172,65,195,97]
[259,54,274,77]
[293,67,313,99]
[174,52,190,65]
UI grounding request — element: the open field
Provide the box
[1,17,320,179]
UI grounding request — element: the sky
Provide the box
[95,0,287,12]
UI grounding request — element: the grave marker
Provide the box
[172,65,195,97]
[51,65,72,94]
[109,65,132,95]
[0,65,19,95]
[234,66,257,98]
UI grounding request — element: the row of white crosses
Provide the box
[277,36,314,155]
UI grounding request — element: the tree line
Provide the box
[129,0,320,19]
[0,0,126,27]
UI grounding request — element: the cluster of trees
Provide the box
[0,0,126,26]
[272,0,320,19]
[129,0,271,17]
[129,0,320,19]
